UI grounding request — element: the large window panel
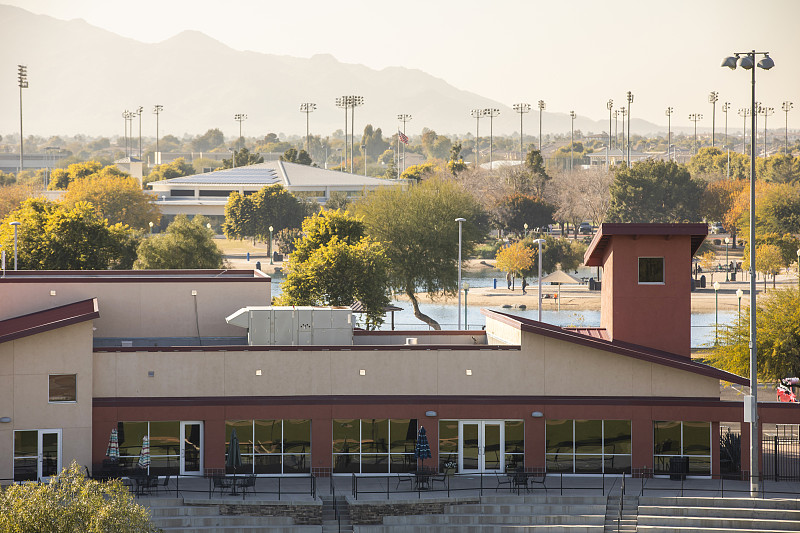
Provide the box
[654,421,682,455]
[332,419,359,454]
[254,420,281,454]
[653,421,711,476]
[604,420,632,455]
[227,420,254,455]
[361,419,389,454]
[226,420,311,475]
[333,419,417,474]
[545,420,574,454]
[574,420,603,454]
[546,420,632,474]
[283,419,311,454]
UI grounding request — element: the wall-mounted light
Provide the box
[465,369,472,376]
[425,411,437,417]
[531,411,544,418]
[50,290,56,296]
[359,369,366,376]
[255,369,262,376]
[147,371,155,377]
[191,290,197,296]
[0,417,11,423]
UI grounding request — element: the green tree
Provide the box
[400,162,436,182]
[48,161,128,190]
[743,242,788,291]
[221,148,264,169]
[687,147,751,180]
[278,211,390,327]
[61,175,161,230]
[144,157,195,186]
[447,143,468,177]
[280,148,312,165]
[749,182,800,235]
[222,184,303,243]
[606,160,705,223]
[525,149,551,196]
[360,125,390,159]
[493,193,556,236]
[0,462,159,533]
[191,128,225,152]
[757,153,800,184]
[708,288,800,381]
[134,215,222,269]
[526,235,587,275]
[354,176,487,329]
[0,198,139,270]
[326,191,350,211]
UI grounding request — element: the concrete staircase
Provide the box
[143,497,319,533]
[637,496,800,532]
[322,494,353,533]
[357,494,607,532]
[604,492,638,532]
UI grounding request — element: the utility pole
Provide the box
[512,103,531,160]
[537,100,546,152]
[17,65,28,174]
[153,105,163,162]
[484,108,500,169]
[665,107,673,161]
[689,113,704,154]
[709,91,719,147]
[470,109,484,168]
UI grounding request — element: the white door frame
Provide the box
[180,421,204,476]
[458,420,505,474]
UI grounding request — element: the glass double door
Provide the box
[13,429,61,482]
[459,421,505,473]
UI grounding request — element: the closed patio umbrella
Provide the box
[415,426,432,470]
[106,428,119,462]
[137,435,150,470]
[226,428,243,473]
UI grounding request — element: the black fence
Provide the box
[763,434,800,481]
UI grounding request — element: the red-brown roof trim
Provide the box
[0,298,99,344]
[0,269,270,283]
[584,223,708,267]
[481,309,748,385]
[93,343,519,353]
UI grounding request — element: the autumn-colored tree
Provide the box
[701,178,747,246]
[698,250,719,283]
[0,183,35,220]
[496,241,535,283]
[47,161,128,190]
[61,175,160,230]
[743,242,787,290]
[400,162,437,182]
[143,157,195,186]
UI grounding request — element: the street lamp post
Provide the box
[709,91,719,147]
[234,113,247,150]
[269,225,274,265]
[725,237,730,281]
[538,100,546,153]
[782,102,793,154]
[606,99,613,169]
[10,221,20,270]
[17,65,28,174]
[149,221,154,234]
[626,91,634,166]
[737,288,744,328]
[722,48,775,497]
[463,282,469,330]
[300,103,317,154]
[484,108,500,170]
[714,281,720,345]
[456,218,467,330]
[619,107,627,161]
[361,144,367,176]
[470,109,484,168]
[397,114,412,173]
[533,239,545,322]
[689,114,704,154]
[512,103,531,160]
[153,105,163,162]
[759,105,774,157]
[569,111,576,172]
[665,107,673,161]
[523,223,528,239]
[723,102,731,177]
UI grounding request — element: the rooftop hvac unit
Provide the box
[225,306,353,346]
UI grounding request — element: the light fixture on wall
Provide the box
[425,411,437,417]
[0,417,11,423]
[465,369,472,376]
[359,369,366,376]
[531,411,544,418]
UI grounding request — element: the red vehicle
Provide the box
[777,378,799,403]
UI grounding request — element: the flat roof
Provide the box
[0,298,99,344]
[584,223,708,267]
[0,269,270,283]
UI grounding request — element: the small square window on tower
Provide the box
[638,257,665,284]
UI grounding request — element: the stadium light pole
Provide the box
[512,103,531,160]
[335,97,349,170]
[626,91,634,165]
[759,105,774,157]
[537,100,546,152]
[234,113,247,150]
[613,110,619,149]
[17,65,28,174]
[619,107,627,159]
[739,108,751,155]
[397,114,412,173]
[709,91,719,147]
[569,111,576,172]
[153,105,163,162]
[456,218,467,330]
[470,109,484,168]
[136,106,143,159]
[689,113,704,154]
[606,99,613,169]
[665,107,673,161]
[723,102,731,176]
[349,96,364,174]
[782,102,793,154]
[722,48,775,498]
[299,103,317,153]
[484,108,500,170]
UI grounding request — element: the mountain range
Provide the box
[1,4,671,139]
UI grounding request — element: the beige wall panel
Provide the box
[0,428,12,481]
[486,318,522,345]
[436,349,540,396]
[61,426,92,471]
[0,374,13,420]
[0,342,14,375]
[223,351,322,397]
[12,324,91,375]
[111,352,226,397]
[651,365,719,397]
[13,374,91,429]
[328,351,438,396]
[92,353,117,398]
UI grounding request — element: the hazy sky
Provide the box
[6,0,800,129]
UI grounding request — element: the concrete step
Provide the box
[383,514,605,526]
[449,504,607,515]
[639,505,800,520]
[157,527,319,533]
[637,528,793,533]
[357,525,604,533]
[156,516,295,528]
[639,496,800,510]
[637,515,799,531]
[149,505,222,517]
[482,495,608,505]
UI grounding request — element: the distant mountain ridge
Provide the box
[0,4,667,138]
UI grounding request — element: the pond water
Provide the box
[269,273,735,349]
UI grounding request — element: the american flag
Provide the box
[398,130,409,145]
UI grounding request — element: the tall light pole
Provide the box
[626,91,634,165]
[299,103,316,153]
[136,106,143,159]
[397,113,412,173]
[470,109,484,168]
[689,113,703,154]
[17,65,28,174]
[739,108,751,155]
[361,144,367,176]
[533,239,545,322]
[455,218,467,330]
[336,97,349,170]
[269,225,274,265]
[463,282,469,330]
[234,113,247,150]
[613,110,619,149]
[723,102,731,176]
[709,91,719,147]
[484,108,500,169]
[782,102,793,154]
[537,100,546,153]
[725,237,730,281]
[512,103,531,159]
[349,96,364,174]
[10,221,20,270]
[606,99,613,169]
[665,107,673,160]
[759,105,774,157]
[153,105,163,162]
[737,288,743,328]
[619,107,627,160]
[713,281,720,345]
[722,48,775,497]
[569,111,576,172]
